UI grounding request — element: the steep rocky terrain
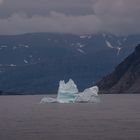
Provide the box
[97,44,140,94]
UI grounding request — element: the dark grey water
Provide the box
[0,94,140,140]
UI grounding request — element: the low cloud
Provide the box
[0,0,140,35]
[0,12,101,35]
[0,0,3,4]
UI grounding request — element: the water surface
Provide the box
[0,94,140,140]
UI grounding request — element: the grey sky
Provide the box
[0,0,140,35]
[0,0,93,17]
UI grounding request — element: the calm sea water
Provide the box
[0,94,140,140]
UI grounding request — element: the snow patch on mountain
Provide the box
[76,43,85,48]
[102,33,106,38]
[117,40,122,46]
[80,35,87,39]
[0,45,8,50]
[13,46,17,50]
[123,38,127,42]
[24,45,30,48]
[24,60,28,64]
[77,49,85,54]
[18,44,31,48]
[116,47,122,55]
[105,40,114,48]
[10,64,16,67]
[80,35,92,39]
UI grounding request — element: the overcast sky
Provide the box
[0,0,140,35]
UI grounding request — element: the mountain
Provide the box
[97,44,140,94]
[0,33,138,66]
[0,33,139,94]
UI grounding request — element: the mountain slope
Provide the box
[0,33,138,66]
[97,44,140,94]
[0,33,139,93]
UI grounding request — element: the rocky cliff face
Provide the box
[97,44,140,94]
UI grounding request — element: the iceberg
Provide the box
[57,79,78,103]
[75,86,99,103]
[40,79,99,103]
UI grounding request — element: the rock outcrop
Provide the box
[97,44,140,94]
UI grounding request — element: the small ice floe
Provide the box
[40,79,99,104]
[40,97,57,103]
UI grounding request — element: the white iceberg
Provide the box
[40,79,99,103]
[57,79,78,103]
[75,86,99,103]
